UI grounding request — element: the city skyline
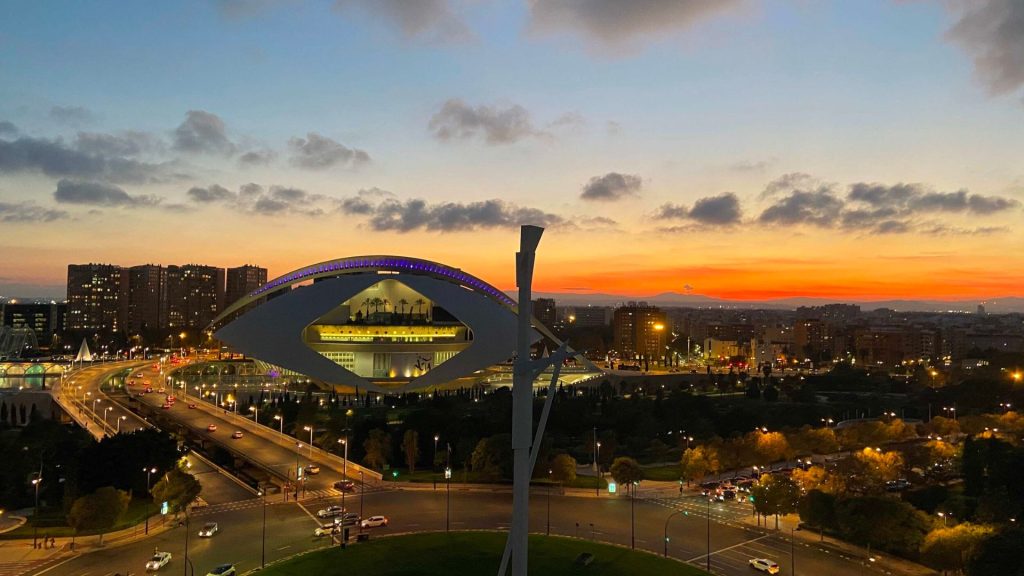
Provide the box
[1,0,1023,301]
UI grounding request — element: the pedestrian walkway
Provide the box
[645,495,753,525]
[0,540,71,576]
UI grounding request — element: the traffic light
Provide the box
[392,471,399,479]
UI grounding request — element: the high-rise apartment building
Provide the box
[1,303,66,347]
[226,265,267,309]
[127,264,167,334]
[66,264,126,332]
[166,264,225,329]
[532,298,557,330]
[612,302,667,360]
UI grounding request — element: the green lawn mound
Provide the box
[258,531,709,576]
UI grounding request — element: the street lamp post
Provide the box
[116,415,127,433]
[706,496,712,573]
[274,414,283,437]
[664,509,686,557]
[546,469,552,536]
[257,483,267,568]
[303,426,313,458]
[249,404,258,424]
[359,470,365,527]
[31,477,41,549]
[791,526,796,576]
[182,510,191,576]
[339,437,348,479]
[294,443,302,499]
[91,397,100,418]
[630,481,638,549]
[445,442,452,532]
[595,441,602,496]
[144,467,156,535]
[103,406,112,430]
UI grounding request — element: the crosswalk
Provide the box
[693,533,797,575]
[645,495,754,525]
[191,486,381,517]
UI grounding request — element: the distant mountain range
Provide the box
[513,291,1024,313]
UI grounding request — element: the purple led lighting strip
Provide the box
[247,255,516,307]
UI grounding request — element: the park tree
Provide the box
[67,486,130,545]
[609,457,644,494]
[151,468,201,516]
[967,526,1024,576]
[549,453,577,485]
[752,431,792,466]
[402,429,420,474]
[751,474,800,529]
[847,448,904,493]
[791,465,845,494]
[921,523,994,575]
[835,496,930,556]
[471,434,512,480]
[789,426,839,455]
[921,415,960,438]
[798,489,836,541]
[363,428,392,471]
[680,446,720,486]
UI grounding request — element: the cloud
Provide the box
[688,193,742,224]
[0,136,174,184]
[0,121,17,136]
[172,110,235,155]
[338,187,393,215]
[760,172,822,199]
[945,0,1024,95]
[580,172,642,202]
[654,193,742,225]
[238,149,276,166]
[528,0,743,48]
[49,105,95,125]
[756,178,1019,234]
[367,198,565,232]
[288,132,370,169]
[547,111,587,131]
[252,196,290,215]
[429,99,544,145]
[187,184,236,203]
[729,159,774,173]
[758,189,844,226]
[53,179,160,207]
[654,203,689,220]
[0,201,68,223]
[333,0,473,43]
[73,131,160,157]
[847,182,1019,215]
[184,182,326,216]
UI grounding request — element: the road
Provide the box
[34,489,896,576]
[39,361,923,576]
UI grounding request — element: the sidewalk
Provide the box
[386,479,681,500]
[740,513,937,576]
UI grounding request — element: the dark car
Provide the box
[334,480,356,492]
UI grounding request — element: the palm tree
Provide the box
[398,299,408,318]
[414,298,425,319]
[362,298,372,318]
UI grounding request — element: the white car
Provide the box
[360,515,388,528]
[146,551,172,571]
[314,524,341,537]
[198,522,218,537]
[316,505,345,518]
[750,558,780,574]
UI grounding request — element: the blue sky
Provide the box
[0,0,1022,300]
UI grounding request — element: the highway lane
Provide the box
[36,490,899,576]
[128,361,375,494]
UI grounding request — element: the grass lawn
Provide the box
[642,465,682,482]
[259,531,710,576]
[0,496,154,539]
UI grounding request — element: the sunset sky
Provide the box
[1,0,1022,302]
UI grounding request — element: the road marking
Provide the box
[31,558,82,576]
[686,534,769,562]
[295,502,321,524]
[276,545,291,551]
